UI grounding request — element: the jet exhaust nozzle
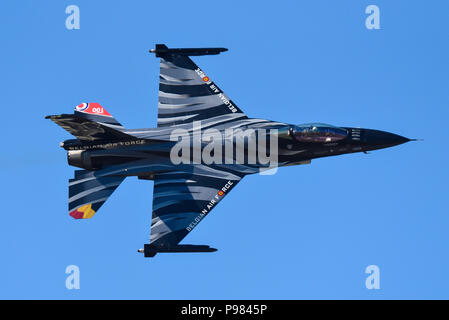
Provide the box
[67,150,97,170]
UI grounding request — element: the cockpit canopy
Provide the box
[292,123,348,143]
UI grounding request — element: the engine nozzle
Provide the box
[67,150,96,170]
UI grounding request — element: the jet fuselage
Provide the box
[62,121,410,176]
[47,45,412,257]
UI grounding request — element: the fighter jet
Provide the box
[46,44,411,257]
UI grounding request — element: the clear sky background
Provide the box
[1,0,448,299]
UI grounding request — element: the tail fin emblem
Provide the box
[75,103,88,111]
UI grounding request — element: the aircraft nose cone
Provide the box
[363,129,410,148]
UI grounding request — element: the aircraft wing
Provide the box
[146,165,244,256]
[154,44,248,128]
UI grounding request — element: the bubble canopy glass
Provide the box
[292,123,348,143]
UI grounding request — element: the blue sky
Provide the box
[1,0,448,299]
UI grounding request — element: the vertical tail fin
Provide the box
[74,103,124,130]
[46,103,134,141]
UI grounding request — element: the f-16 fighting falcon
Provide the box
[46,44,412,257]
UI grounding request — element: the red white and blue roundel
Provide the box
[74,102,112,117]
[75,103,89,112]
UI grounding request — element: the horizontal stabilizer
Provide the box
[69,170,125,219]
[46,113,134,141]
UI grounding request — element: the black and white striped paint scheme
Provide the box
[46,44,412,257]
